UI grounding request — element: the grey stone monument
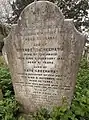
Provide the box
[3,1,85,112]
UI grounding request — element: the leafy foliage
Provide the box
[57,0,89,31]
[0,59,19,120]
[0,97,19,120]
[0,58,89,120]
[0,67,14,97]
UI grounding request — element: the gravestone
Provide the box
[3,1,85,112]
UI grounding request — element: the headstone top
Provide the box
[17,1,64,26]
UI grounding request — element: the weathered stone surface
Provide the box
[2,46,8,65]
[3,1,85,112]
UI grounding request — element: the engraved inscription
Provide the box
[16,26,65,102]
